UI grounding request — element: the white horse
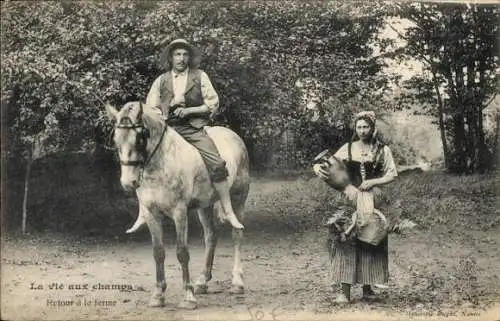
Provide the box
[106,101,250,309]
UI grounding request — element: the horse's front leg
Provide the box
[230,228,245,294]
[194,206,218,294]
[143,206,166,307]
[173,205,197,309]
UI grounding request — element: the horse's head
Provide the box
[106,101,151,191]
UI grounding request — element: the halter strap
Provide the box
[115,119,167,168]
[115,118,146,130]
[120,160,146,166]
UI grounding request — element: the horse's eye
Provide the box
[136,132,147,147]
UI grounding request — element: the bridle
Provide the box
[114,115,168,175]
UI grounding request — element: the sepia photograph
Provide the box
[1,1,499,320]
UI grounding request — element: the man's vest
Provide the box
[159,69,209,128]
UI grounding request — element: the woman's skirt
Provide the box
[330,236,389,285]
[328,191,390,285]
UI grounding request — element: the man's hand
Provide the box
[172,107,192,119]
[313,164,329,180]
[359,179,376,191]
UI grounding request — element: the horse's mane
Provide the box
[141,106,167,137]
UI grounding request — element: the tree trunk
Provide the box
[476,55,491,172]
[22,149,33,235]
[454,59,476,172]
[466,108,477,171]
[443,59,468,173]
[452,110,467,172]
[466,42,482,172]
[431,69,450,169]
[492,113,500,169]
[476,105,488,172]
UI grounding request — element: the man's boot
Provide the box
[212,180,244,229]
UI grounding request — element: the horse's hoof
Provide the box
[226,215,244,229]
[194,284,208,295]
[231,222,244,230]
[229,285,245,295]
[148,296,165,307]
[178,300,197,310]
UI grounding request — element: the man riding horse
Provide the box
[145,38,244,230]
[106,39,250,308]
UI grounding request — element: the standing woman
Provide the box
[313,111,398,303]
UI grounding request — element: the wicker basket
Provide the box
[355,209,389,246]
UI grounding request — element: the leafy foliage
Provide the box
[391,2,499,173]
[2,1,155,157]
[2,1,393,169]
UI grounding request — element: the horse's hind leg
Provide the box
[173,206,197,309]
[229,193,247,295]
[143,208,166,307]
[194,206,218,294]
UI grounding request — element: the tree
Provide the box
[136,0,393,168]
[391,2,499,173]
[2,1,403,232]
[2,0,394,174]
[1,1,155,232]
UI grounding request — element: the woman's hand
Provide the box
[313,164,330,180]
[359,179,376,191]
[343,184,359,202]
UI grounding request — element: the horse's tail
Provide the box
[126,214,146,233]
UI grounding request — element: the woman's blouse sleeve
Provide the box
[382,146,398,177]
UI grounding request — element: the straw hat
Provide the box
[159,38,200,70]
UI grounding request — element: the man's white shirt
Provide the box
[172,69,189,104]
[145,68,219,115]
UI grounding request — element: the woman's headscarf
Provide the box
[354,110,376,126]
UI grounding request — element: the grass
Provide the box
[243,170,500,311]
[247,169,499,235]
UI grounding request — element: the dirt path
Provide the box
[1,229,499,321]
[2,176,499,320]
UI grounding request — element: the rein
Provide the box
[144,124,168,167]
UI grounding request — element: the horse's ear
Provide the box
[105,102,119,121]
